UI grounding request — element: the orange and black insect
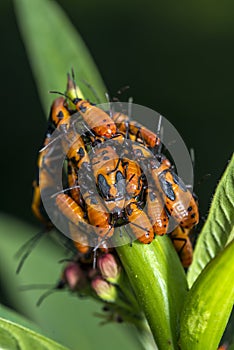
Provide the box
[31,180,53,230]
[113,112,161,148]
[18,131,56,273]
[124,198,155,244]
[49,96,71,128]
[66,133,90,170]
[169,226,193,268]
[78,162,114,240]
[150,158,199,229]
[67,160,84,208]
[55,193,88,227]
[131,142,154,160]
[55,191,109,252]
[90,143,126,215]
[32,97,74,224]
[45,96,86,158]
[64,74,117,138]
[31,111,64,229]
[146,186,169,236]
[122,158,143,198]
[68,222,111,258]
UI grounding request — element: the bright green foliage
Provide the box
[180,240,234,350]
[0,316,69,350]
[14,0,107,114]
[188,154,234,287]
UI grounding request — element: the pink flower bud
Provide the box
[91,276,117,302]
[63,262,87,290]
[97,254,120,283]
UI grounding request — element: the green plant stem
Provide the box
[116,235,188,350]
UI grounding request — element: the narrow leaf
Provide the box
[0,316,69,350]
[188,154,234,287]
[0,304,41,334]
[117,235,188,350]
[14,0,107,114]
[180,240,234,350]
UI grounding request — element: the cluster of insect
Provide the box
[23,73,199,308]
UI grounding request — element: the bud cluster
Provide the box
[60,251,142,324]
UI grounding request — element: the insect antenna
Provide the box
[93,249,97,270]
[15,230,50,274]
[39,134,63,152]
[92,227,113,268]
[93,228,112,252]
[19,283,54,291]
[105,92,113,119]
[49,90,75,104]
[19,280,66,306]
[129,221,150,233]
[128,96,133,120]
[82,78,101,104]
[155,114,163,155]
[117,85,130,96]
[123,226,133,247]
[36,280,65,306]
[50,185,80,199]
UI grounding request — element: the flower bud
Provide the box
[97,254,121,284]
[91,276,117,302]
[63,262,87,290]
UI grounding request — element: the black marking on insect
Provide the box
[98,174,111,198]
[159,173,176,201]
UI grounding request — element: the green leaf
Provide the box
[117,235,188,350]
[0,304,42,334]
[188,154,234,287]
[0,316,69,350]
[14,0,107,114]
[180,240,234,350]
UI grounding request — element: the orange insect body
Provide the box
[55,193,88,226]
[67,160,84,208]
[67,136,89,169]
[113,112,161,148]
[66,76,116,138]
[132,142,153,159]
[151,161,199,229]
[32,128,57,228]
[31,181,53,229]
[147,187,169,236]
[170,226,193,268]
[123,158,143,198]
[125,199,154,244]
[78,163,114,239]
[49,97,71,128]
[68,222,92,255]
[82,192,114,238]
[91,145,125,213]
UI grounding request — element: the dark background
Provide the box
[1,0,233,226]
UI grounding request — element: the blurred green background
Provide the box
[0,0,233,349]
